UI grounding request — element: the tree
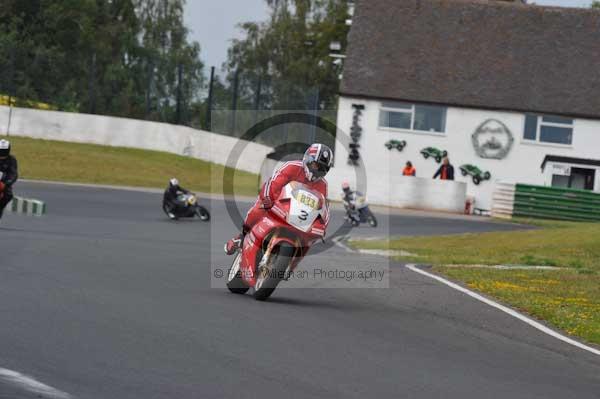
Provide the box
[224,0,350,111]
[134,0,204,123]
[592,1,600,9]
[0,0,204,125]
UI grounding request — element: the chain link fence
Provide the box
[206,67,337,150]
[0,39,338,151]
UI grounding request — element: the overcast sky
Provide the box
[184,0,593,73]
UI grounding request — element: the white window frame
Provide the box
[379,103,447,135]
[523,115,574,146]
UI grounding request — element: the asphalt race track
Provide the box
[1,182,599,399]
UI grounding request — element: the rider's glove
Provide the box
[260,197,273,209]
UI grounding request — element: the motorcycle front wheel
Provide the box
[227,253,249,294]
[253,243,295,301]
[195,206,211,221]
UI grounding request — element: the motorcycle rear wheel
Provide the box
[253,243,295,301]
[367,212,378,227]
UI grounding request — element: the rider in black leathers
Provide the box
[163,178,191,219]
[0,139,18,220]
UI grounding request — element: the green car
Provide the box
[385,140,407,151]
[460,164,491,185]
[420,147,448,163]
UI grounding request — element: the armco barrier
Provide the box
[6,197,47,217]
[514,184,600,221]
[0,106,272,174]
[491,181,600,221]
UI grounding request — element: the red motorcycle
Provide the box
[226,181,330,301]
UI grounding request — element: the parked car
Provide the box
[420,147,448,163]
[460,164,491,185]
[385,140,407,151]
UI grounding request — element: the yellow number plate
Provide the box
[298,193,318,209]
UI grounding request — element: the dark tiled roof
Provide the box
[341,0,600,119]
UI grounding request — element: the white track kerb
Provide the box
[0,368,72,399]
[406,264,600,357]
[6,196,47,216]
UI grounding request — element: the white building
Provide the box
[328,0,600,213]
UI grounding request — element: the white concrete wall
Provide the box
[0,106,272,174]
[330,96,600,212]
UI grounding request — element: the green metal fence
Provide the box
[513,184,600,222]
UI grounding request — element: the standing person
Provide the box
[433,157,454,181]
[0,139,18,220]
[402,161,416,176]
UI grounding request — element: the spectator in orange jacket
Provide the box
[402,161,416,176]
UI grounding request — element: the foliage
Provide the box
[0,0,204,125]
[224,0,350,111]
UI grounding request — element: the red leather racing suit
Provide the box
[243,160,329,231]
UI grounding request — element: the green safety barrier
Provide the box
[6,196,47,217]
[513,184,600,222]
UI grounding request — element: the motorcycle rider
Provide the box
[0,139,18,220]
[163,178,191,219]
[225,143,333,255]
[341,181,355,209]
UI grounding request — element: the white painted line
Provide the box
[0,367,72,399]
[332,235,354,253]
[405,264,600,357]
[20,179,256,202]
[358,249,418,257]
[332,237,417,258]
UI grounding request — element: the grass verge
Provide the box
[351,220,600,345]
[5,136,260,196]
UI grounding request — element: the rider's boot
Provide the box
[224,233,243,255]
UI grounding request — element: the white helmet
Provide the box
[169,178,179,187]
[0,139,10,158]
[302,143,333,182]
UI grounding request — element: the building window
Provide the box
[523,114,573,145]
[379,102,446,133]
[551,167,595,191]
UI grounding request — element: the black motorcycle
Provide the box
[344,192,377,227]
[163,193,210,221]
